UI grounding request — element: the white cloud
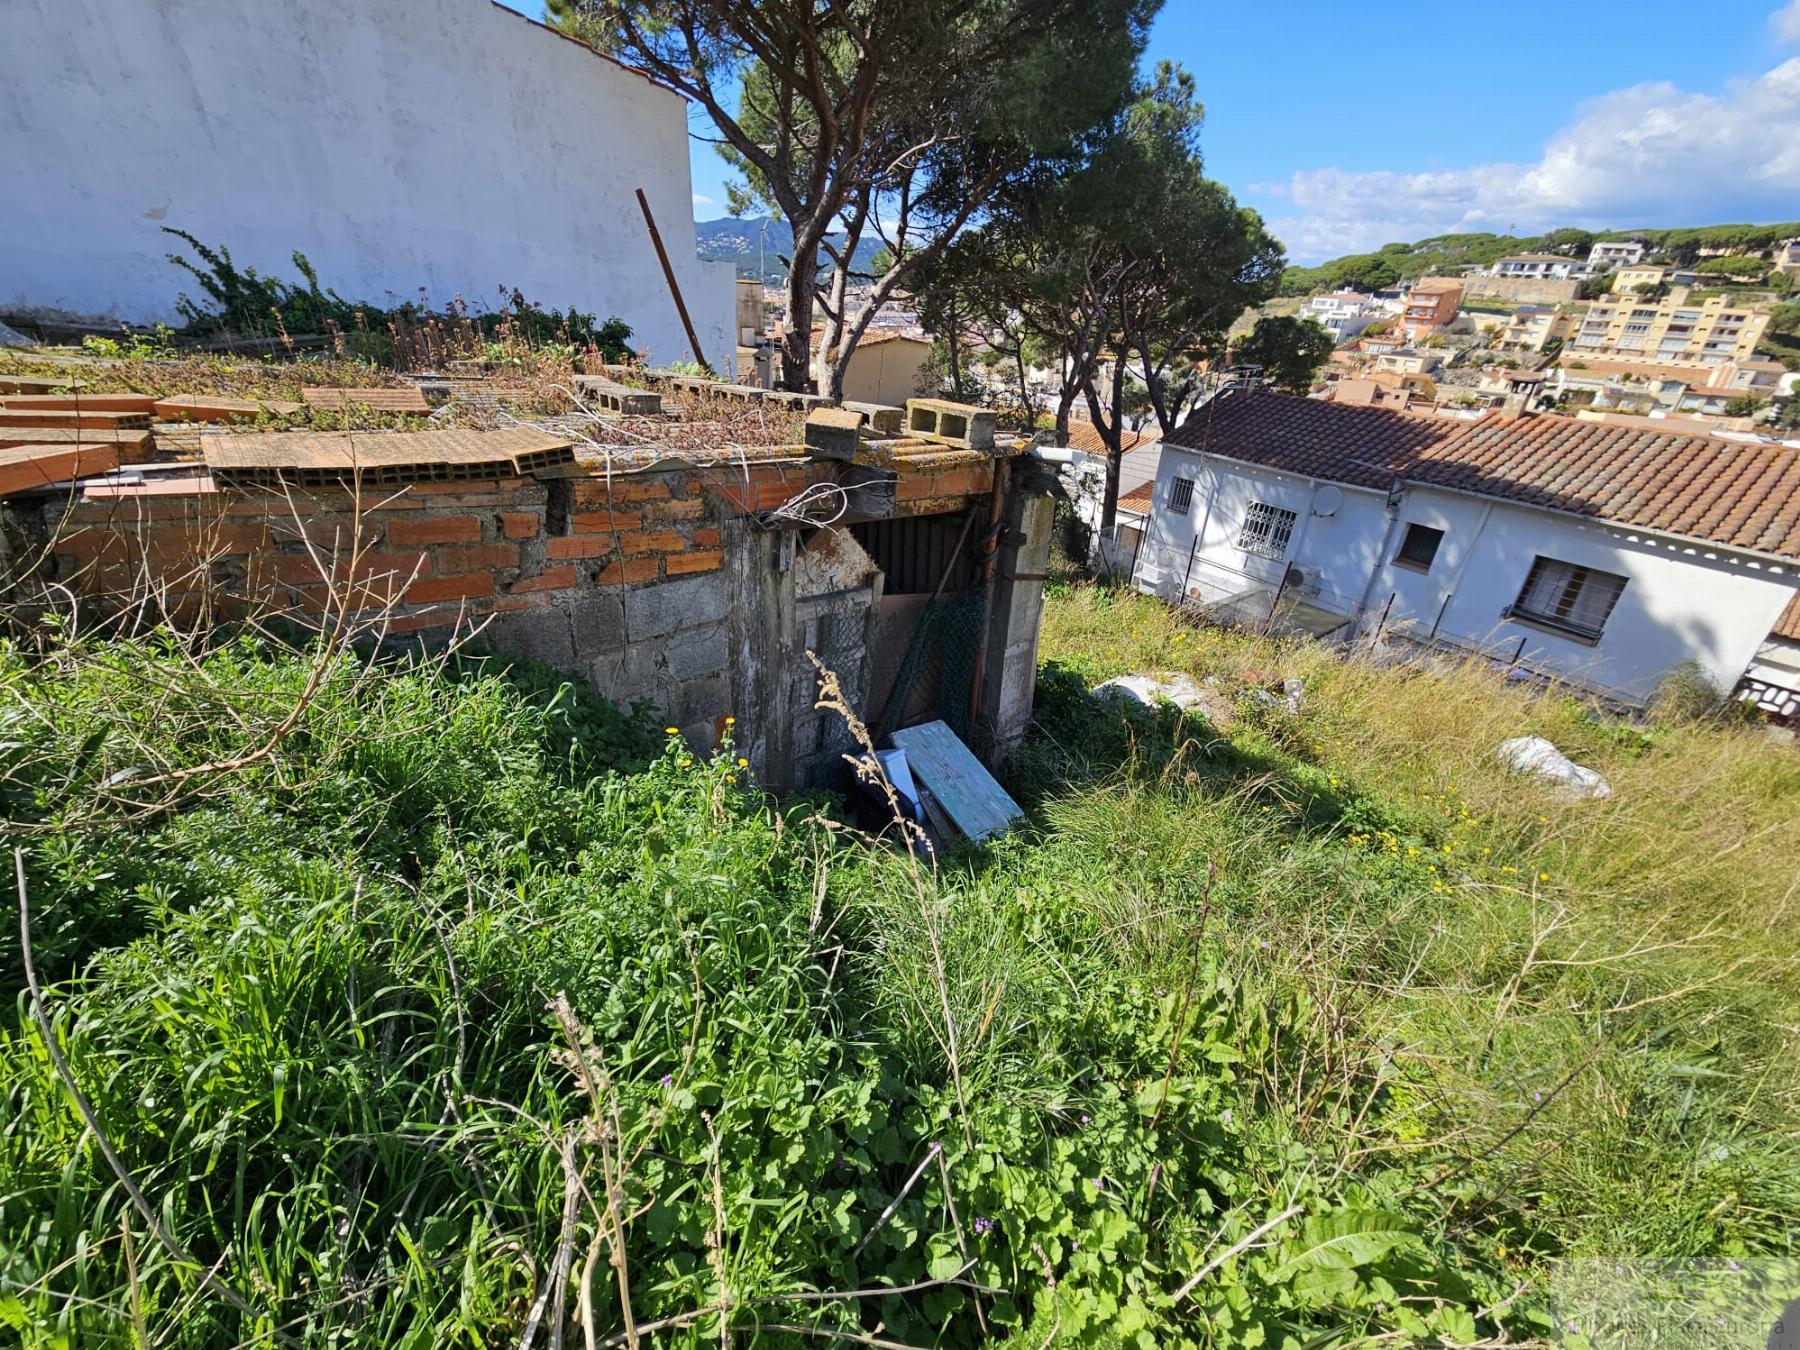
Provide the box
[1266,58,1800,263]
[692,193,716,210]
[1775,1,1800,43]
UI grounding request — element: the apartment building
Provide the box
[1569,295,1771,371]
[1586,240,1646,270]
[1611,264,1666,294]
[1497,305,1571,353]
[1396,281,1463,342]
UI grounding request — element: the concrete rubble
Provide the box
[1496,735,1613,799]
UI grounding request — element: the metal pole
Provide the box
[1428,591,1452,640]
[1375,592,1394,639]
[635,188,711,373]
[1264,568,1290,633]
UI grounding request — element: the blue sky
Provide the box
[503,1,1800,263]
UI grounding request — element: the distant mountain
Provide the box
[694,216,886,284]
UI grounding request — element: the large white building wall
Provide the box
[0,0,733,371]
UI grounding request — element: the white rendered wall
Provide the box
[1133,448,1392,615]
[1381,491,1799,704]
[0,0,733,371]
[1135,447,1799,704]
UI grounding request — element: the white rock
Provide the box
[1496,736,1612,799]
[1093,673,1210,712]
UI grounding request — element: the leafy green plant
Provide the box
[79,324,177,361]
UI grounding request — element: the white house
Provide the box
[1586,240,1647,270]
[1297,292,1379,343]
[0,0,735,369]
[1056,421,1162,572]
[1130,391,1800,709]
[1490,255,1584,281]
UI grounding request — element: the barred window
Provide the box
[1512,557,1627,640]
[1168,478,1194,515]
[1236,502,1297,559]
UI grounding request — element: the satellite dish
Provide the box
[1313,485,1343,516]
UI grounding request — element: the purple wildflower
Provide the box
[659,1074,673,1088]
[973,1216,994,1236]
[1080,1114,1091,1126]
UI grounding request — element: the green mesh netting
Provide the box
[878,588,989,744]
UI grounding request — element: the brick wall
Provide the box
[24,454,1018,788]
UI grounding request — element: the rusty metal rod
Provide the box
[635,188,711,373]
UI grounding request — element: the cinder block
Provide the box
[804,407,862,460]
[665,624,729,681]
[625,571,729,638]
[904,398,995,452]
[0,409,153,431]
[571,375,662,417]
[0,395,157,414]
[842,401,904,436]
[0,442,123,497]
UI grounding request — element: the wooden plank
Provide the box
[888,719,1023,843]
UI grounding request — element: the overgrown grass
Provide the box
[1,592,1796,1345]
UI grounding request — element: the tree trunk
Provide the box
[780,234,821,393]
[945,298,965,401]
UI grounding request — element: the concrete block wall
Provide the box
[25,452,1039,788]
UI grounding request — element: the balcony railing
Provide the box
[1736,676,1800,726]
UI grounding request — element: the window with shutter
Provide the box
[1511,556,1627,640]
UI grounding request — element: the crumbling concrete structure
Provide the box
[3,400,1053,791]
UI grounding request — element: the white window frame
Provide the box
[1236,501,1298,560]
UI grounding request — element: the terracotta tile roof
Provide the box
[1164,394,1462,491]
[1774,591,1800,642]
[1061,421,1160,457]
[1118,480,1154,512]
[1162,391,1800,561]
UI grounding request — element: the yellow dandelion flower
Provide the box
[725,715,736,725]
[737,757,749,768]
[680,757,693,767]
[1539,872,1550,882]
[664,725,679,734]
